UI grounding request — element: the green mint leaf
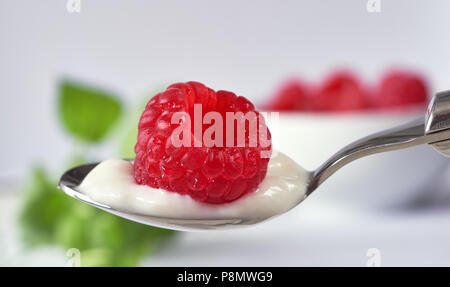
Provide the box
[119,88,165,158]
[119,106,143,159]
[58,80,123,143]
[20,167,73,246]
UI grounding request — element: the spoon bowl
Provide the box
[59,162,286,231]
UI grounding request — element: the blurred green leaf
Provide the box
[54,203,95,251]
[119,122,139,159]
[59,80,123,143]
[20,167,73,246]
[119,105,143,159]
[80,248,115,267]
[119,88,165,158]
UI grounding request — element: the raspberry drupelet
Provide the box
[134,82,272,204]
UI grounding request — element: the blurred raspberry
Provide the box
[314,71,370,111]
[376,70,428,108]
[262,79,311,111]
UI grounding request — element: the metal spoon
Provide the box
[59,91,450,231]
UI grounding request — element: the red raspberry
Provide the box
[262,79,311,111]
[376,70,428,108]
[314,71,370,111]
[134,82,272,204]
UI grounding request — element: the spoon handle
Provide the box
[308,91,450,194]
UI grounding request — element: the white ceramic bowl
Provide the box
[266,109,449,210]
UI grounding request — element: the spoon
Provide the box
[59,90,450,231]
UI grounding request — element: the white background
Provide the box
[1,0,450,178]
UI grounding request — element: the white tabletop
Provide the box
[1,167,450,267]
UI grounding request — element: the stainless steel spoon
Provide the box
[59,90,450,231]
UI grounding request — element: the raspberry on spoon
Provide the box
[134,82,272,204]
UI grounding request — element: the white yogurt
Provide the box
[78,151,309,220]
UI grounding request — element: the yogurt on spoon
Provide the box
[78,151,309,220]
